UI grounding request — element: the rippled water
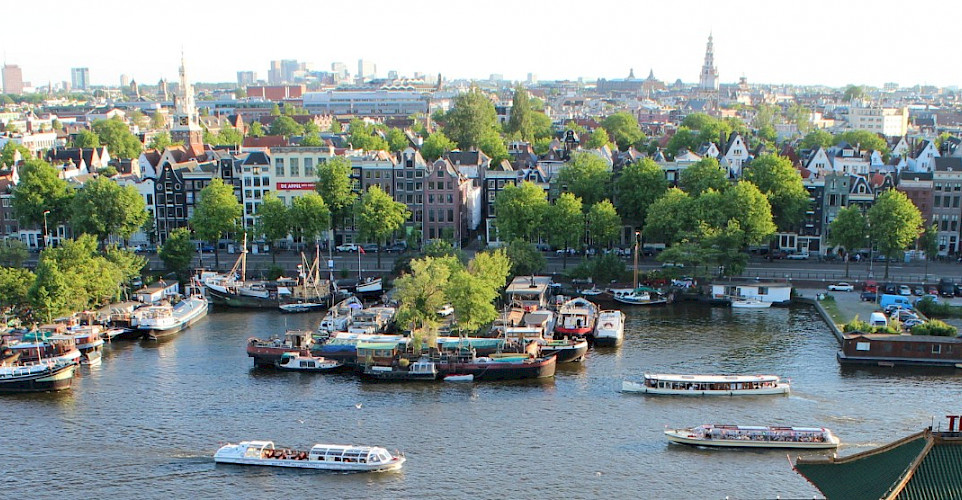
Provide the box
[5,303,960,499]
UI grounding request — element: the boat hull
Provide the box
[665,430,838,449]
[540,341,588,363]
[248,345,311,367]
[207,288,279,309]
[279,302,327,313]
[438,355,556,381]
[591,335,623,348]
[622,380,790,396]
[213,455,405,472]
[0,362,77,393]
[143,302,209,340]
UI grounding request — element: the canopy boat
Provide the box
[277,352,343,372]
[554,297,598,337]
[214,440,405,471]
[136,282,209,340]
[731,297,772,309]
[665,424,839,449]
[0,359,78,393]
[592,310,625,347]
[247,330,315,367]
[622,373,790,396]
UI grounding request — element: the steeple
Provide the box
[170,52,202,148]
[699,33,719,91]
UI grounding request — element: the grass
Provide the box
[818,297,847,325]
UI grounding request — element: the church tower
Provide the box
[170,53,203,148]
[699,34,719,91]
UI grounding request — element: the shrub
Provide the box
[842,317,872,333]
[266,265,284,281]
[911,320,958,337]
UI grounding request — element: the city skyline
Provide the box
[1,0,960,90]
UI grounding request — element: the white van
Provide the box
[870,312,888,328]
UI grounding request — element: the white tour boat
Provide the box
[665,424,840,449]
[731,297,772,309]
[277,352,343,372]
[593,310,625,347]
[621,373,790,396]
[213,440,405,471]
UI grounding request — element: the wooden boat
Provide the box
[592,310,625,347]
[665,424,839,449]
[621,373,790,396]
[554,297,598,337]
[279,302,327,313]
[214,440,405,471]
[731,297,772,309]
[247,330,315,368]
[277,352,342,372]
[0,359,77,393]
[278,246,331,313]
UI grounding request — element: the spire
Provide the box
[699,33,719,91]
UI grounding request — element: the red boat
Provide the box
[247,330,314,367]
[554,297,598,337]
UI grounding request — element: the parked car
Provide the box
[827,282,855,292]
[660,262,685,268]
[914,294,939,306]
[955,284,962,297]
[862,280,879,293]
[786,252,810,260]
[360,244,379,253]
[904,318,925,329]
[860,291,878,302]
[927,286,939,295]
[436,304,454,317]
[883,283,898,295]
[384,243,407,253]
[939,278,955,298]
[898,285,912,296]
[913,286,925,296]
[890,309,919,322]
[335,243,358,252]
[128,277,143,288]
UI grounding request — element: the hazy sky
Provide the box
[2,0,958,89]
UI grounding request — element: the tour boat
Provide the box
[665,424,840,449]
[608,287,668,306]
[136,291,209,340]
[592,310,625,347]
[0,359,78,393]
[277,352,342,372]
[621,373,790,396]
[730,297,772,309]
[554,297,598,337]
[213,440,405,472]
[247,330,315,367]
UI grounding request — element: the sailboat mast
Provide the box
[241,233,248,283]
[633,230,640,290]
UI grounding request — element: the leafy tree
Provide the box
[28,259,71,322]
[159,227,195,278]
[150,112,166,130]
[270,104,281,116]
[148,131,172,151]
[585,127,610,149]
[564,120,587,136]
[329,120,342,133]
[40,235,127,311]
[919,223,938,278]
[644,188,694,244]
[0,141,30,166]
[423,238,465,262]
[827,206,869,277]
[128,109,148,129]
[557,152,612,206]
[588,200,621,249]
[73,129,101,148]
[217,125,244,145]
[504,240,546,277]
[679,157,729,195]
[743,154,809,231]
[70,176,148,246]
[234,87,247,99]
[290,192,331,249]
[385,127,408,152]
[493,181,548,242]
[835,130,887,154]
[0,266,34,310]
[506,85,534,141]
[715,181,777,246]
[104,245,147,285]
[665,127,700,157]
[601,112,644,151]
[302,120,320,135]
[801,129,833,150]
[315,156,357,245]
[356,185,410,268]
[615,158,668,227]
[254,193,290,264]
[478,128,508,165]
[12,159,74,229]
[247,121,265,137]
[0,238,28,267]
[443,88,498,150]
[299,133,324,147]
[530,112,553,140]
[91,118,143,159]
[868,189,923,279]
[545,193,584,268]
[468,248,511,292]
[445,251,512,335]
[843,85,865,102]
[421,130,456,161]
[190,178,241,269]
[269,115,303,137]
[393,256,453,347]
[785,102,814,136]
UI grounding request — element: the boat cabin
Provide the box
[134,281,181,304]
[838,333,962,367]
[356,341,400,365]
[308,444,392,464]
[284,330,313,349]
[710,280,792,305]
[506,276,553,311]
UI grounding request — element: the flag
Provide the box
[358,246,365,254]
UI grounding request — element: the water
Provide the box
[5,303,960,499]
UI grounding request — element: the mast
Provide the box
[241,233,248,283]
[633,230,640,290]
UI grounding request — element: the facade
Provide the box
[846,104,908,138]
[153,161,216,243]
[2,64,24,95]
[932,158,962,256]
[483,164,519,245]
[70,67,90,90]
[236,71,256,86]
[246,85,305,101]
[424,159,468,242]
[301,90,428,117]
[0,167,19,241]
[0,132,58,155]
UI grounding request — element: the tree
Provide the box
[393,256,453,347]
[493,181,548,242]
[644,188,694,244]
[584,128,610,149]
[190,178,241,269]
[868,189,923,279]
[506,85,534,141]
[665,127,700,157]
[843,85,865,102]
[478,129,508,165]
[835,130,888,154]
[269,115,303,137]
[556,152,612,206]
[247,121,265,137]
[73,129,101,148]
[302,120,320,135]
[357,185,410,268]
[299,133,324,147]
[38,235,127,312]
[615,158,669,227]
[919,223,938,278]
[0,266,34,310]
[468,248,511,293]
[801,129,833,150]
[601,112,644,151]
[104,245,147,285]
[545,193,584,269]
[290,192,331,249]
[421,130,456,161]
[385,127,408,152]
[0,238,28,267]
[254,193,290,264]
[743,154,809,231]
[70,176,148,246]
[12,159,74,229]
[504,240,546,277]
[443,88,498,150]
[0,141,30,166]
[91,118,143,159]
[270,104,282,116]
[159,227,195,278]
[148,131,172,151]
[28,259,71,322]
[150,112,166,130]
[588,200,621,249]
[330,120,342,133]
[315,156,357,245]
[679,157,729,195]
[217,125,244,145]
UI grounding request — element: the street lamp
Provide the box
[42,210,50,249]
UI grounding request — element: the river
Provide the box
[4,303,959,499]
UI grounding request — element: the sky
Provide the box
[2,0,959,90]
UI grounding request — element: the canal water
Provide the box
[5,303,960,499]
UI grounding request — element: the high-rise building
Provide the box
[331,62,349,82]
[699,34,719,91]
[268,60,301,84]
[357,59,376,81]
[120,74,130,88]
[2,64,24,95]
[237,71,256,86]
[70,67,90,90]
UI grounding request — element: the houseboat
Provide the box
[622,374,790,396]
[247,330,315,367]
[71,326,105,365]
[318,296,363,335]
[665,424,839,449]
[505,276,553,311]
[359,359,439,382]
[136,287,209,340]
[7,333,81,366]
[708,280,792,306]
[0,359,78,393]
[837,333,962,368]
[592,310,625,347]
[436,347,557,381]
[313,334,405,364]
[495,308,588,363]
[553,297,598,337]
[213,440,405,472]
[277,352,343,372]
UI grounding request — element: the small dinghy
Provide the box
[443,374,474,382]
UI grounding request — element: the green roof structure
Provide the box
[793,429,962,499]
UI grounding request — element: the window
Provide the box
[290,158,299,177]
[275,158,285,176]
[438,170,444,178]
[447,194,453,204]
[304,158,314,177]
[429,210,435,222]
[758,287,769,295]
[365,171,371,178]
[415,171,423,178]
[856,342,870,351]
[448,209,454,222]
[428,194,434,204]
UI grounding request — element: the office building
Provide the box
[2,64,24,95]
[71,67,90,90]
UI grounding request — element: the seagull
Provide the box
[296,419,305,424]
[355,403,363,409]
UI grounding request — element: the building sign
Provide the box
[276,182,316,190]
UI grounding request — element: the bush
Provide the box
[911,320,958,337]
[842,317,872,333]
[915,297,962,318]
[266,265,284,281]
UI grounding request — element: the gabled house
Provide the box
[720,132,749,177]
[932,157,962,256]
[889,136,910,157]
[908,139,940,172]
[695,141,719,159]
[827,142,870,176]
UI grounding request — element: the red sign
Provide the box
[276,182,316,190]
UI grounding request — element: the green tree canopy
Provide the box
[743,154,809,231]
[385,127,409,152]
[269,115,304,137]
[12,159,74,228]
[421,130,457,161]
[557,152,612,207]
[70,176,148,245]
[478,128,508,165]
[801,129,834,150]
[588,200,621,249]
[0,238,28,267]
[615,157,668,227]
[149,131,173,151]
[28,259,71,322]
[584,127,610,149]
[826,205,869,277]
[679,157,729,195]
[644,188,694,244]
[545,193,584,268]
[506,85,534,141]
[91,118,143,159]
[73,129,101,148]
[254,192,290,263]
[843,85,865,102]
[835,130,888,154]
[0,266,34,310]
[443,88,498,150]
[393,256,453,343]
[504,240,546,277]
[665,127,700,157]
[159,227,195,278]
[357,185,410,268]
[493,181,548,242]
[190,178,241,269]
[0,141,30,166]
[315,156,357,242]
[247,121,265,137]
[868,189,923,278]
[601,112,644,151]
[290,192,331,247]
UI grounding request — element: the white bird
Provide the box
[296,419,305,424]
[355,403,363,409]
